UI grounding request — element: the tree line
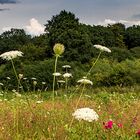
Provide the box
[0,10,140,89]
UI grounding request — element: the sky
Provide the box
[0,0,140,36]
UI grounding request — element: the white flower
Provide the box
[6,77,11,80]
[42,82,46,85]
[36,100,43,104]
[19,74,23,79]
[0,50,23,61]
[62,65,71,68]
[53,72,61,77]
[23,77,27,80]
[63,73,72,78]
[0,83,4,86]
[77,78,93,85]
[58,80,65,83]
[93,44,111,53]
[31,77,36,80]
[72,107,99,122]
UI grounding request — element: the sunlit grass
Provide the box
[0,90,140,139]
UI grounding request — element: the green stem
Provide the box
[68,51,102,100]
[65,84,85,140]
[11,59,20,92]
[86,51,102,78]
[52,55,58,99]
[65,78,68,94]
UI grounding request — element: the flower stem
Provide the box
[11,59,20,92]
[52,55,58,100]
[86,51,102,78]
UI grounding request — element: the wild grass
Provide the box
[0,89,140,140]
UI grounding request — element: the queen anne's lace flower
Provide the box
[0,50,23,61]
[53,43,65,56]
[72,107,99,122]
[53,72,61,77]
[77,78,93,85]
[63,73,72,78]
[93,44,111,53]
[62,65,71,68]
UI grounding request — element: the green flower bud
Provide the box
[53,43,64,56]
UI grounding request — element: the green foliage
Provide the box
[0,28,31,52]
[21,44,47,62]
[125,25,140,49]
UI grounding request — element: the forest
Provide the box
[0,10,140,90]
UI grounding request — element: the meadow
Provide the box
[0,44,140,140]
[0,88,140,140]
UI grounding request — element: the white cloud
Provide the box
[98,19,140,27]
[25,18,45,36]
[2,26,12,32]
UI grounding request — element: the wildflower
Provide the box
[93,44,111,53]
[136,129,140,136]
[53,43,65,56]
[104,120,113,129]
[6,77,11,80]
[19,74,23,79]
[117,123,123,128]
[63,73,72,78]
[23,77,27,80]
[42,82,46,85]
[58,80,65,83]
[31,77,36,80]
[33,81,37,85]
[0,50,23,61]
[62,65,71,69]
[36,100,43,104]
[77,77,93,85]
[53,72,61,77]
[72,107,99,122]
[0,83,4,86]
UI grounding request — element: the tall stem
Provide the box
[52,55,58,100]
[86,51,102,78]
[11,59,20,92]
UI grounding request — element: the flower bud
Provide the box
[53,43,64,56]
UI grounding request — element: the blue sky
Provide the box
[0,0,140,35]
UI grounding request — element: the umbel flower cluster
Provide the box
[0,50,23,61]
[72,107,99,122]
[93,44,111,53]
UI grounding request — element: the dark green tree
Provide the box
[125,25,140,49]
[44,10,93,63]
[0,28,31,52]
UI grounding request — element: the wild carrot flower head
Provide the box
[0,50,23,61]
[53,43,65,56]
[19,74,23,79]
[93,44,111,53]
[42,82,46,85]
[72,107,99,122]
[62,65,71,69]
[63,73,72,78]
[77,77,93,85]
[58,80,65,83]
[33,81,37,85]
[53,72,61,77]
[0,83,4,86]
[104,120,113,129]
[6,77,11,80]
